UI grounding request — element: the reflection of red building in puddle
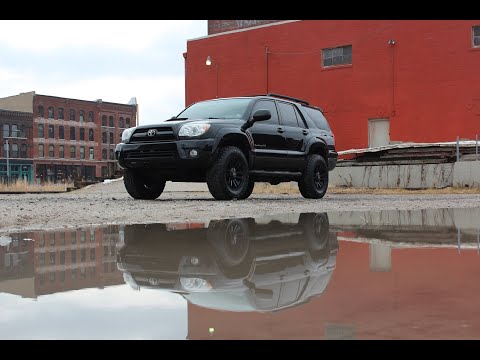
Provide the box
[187,240,480,339]
[0,226,123,298]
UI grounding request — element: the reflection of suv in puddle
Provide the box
[117,213,338,312]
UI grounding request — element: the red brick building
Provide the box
[0,225,123,298]
[185,20,480,151]
[187,240,480,339]
[0,92,137,182]
[208,20,283,35]
[0,109,34,182]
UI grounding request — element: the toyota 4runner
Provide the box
[115,93,337,200]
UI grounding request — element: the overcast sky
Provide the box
[0,285,188,339]
[0,20,207,126]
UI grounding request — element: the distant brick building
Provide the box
[0,109,34,182]
[0,225,123,298]
[0,92,137,182]
[186,20,480,151]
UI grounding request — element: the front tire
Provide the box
[207,218,253,278]
[123,168,165,200]
[298,154,329,199]
[238,180,255,200]
[206,146,250,200]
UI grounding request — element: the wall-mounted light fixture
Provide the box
[205,56,219,98]
[388,39,396,45]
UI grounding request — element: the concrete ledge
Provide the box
[163,162,480,191]
[328,208,480,232]
[164,181,209,192]
[330,163,454,189]
[453,161,480,188]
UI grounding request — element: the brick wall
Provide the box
[208,20,284,35]
[32,95,136,178]
[187,20,480,151]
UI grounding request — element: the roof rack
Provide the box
[266,93,309,106]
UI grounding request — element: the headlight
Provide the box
[121,127,136,143]
[178,122,211,137]
[180,277,212,292]
[123,272,140,291]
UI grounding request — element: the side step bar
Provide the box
[249,170,302,182]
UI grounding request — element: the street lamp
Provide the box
[4,135,27,184]
[206,55,219,98]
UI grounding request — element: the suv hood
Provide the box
[135,118,245,129]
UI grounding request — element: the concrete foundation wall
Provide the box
[328,208,480,231]
[330,163,454,189]
[163,162,480,193]
[453,161,480,188]
[164,181,209,192]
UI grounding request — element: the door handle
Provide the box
[277,127,285,133]
[302,130,308,135]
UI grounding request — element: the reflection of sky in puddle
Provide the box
[0,207,479,339]
[0,286,187,340]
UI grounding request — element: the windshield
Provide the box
[174,98,251,120]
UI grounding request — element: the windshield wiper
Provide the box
[167,117,188,121]
[208,117,225,119]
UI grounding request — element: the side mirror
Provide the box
[241,109,271,131]
[252,109,271,122]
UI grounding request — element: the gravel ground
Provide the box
[1,178,480,235]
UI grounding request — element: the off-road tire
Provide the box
[123,168,165,200]
[206,146,250,200]
[238,180,255,200]
[298,154,329,199]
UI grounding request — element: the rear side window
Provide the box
[277,102,299,127]
[303,107,331,131]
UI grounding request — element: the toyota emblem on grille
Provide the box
[147,129,157,137]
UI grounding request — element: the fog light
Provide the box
[189,149,198,157]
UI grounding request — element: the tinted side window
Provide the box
[277,102,299,127]
[251,100,279,125]
[303,107,331,131]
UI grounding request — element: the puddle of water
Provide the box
[1,208,480,339]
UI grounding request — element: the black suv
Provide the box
[115,93,337,200]
[117,213,338,313]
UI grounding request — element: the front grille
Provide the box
[133,273,178,289]
[125,149,174,159]
[124,255,179,272]
[130,127,176,143]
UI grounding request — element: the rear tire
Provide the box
[206,146,250,200]
[300,213,330,252]
[123,168,165,200]
[298,154,329,199]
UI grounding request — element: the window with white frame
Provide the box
[322,45,352,67]
[473,26,480,47]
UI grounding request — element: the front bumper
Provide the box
[116,139,216,170]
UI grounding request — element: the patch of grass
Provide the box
[252,182,480,195]
[253,182,300,194]
[0,179,74,193]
